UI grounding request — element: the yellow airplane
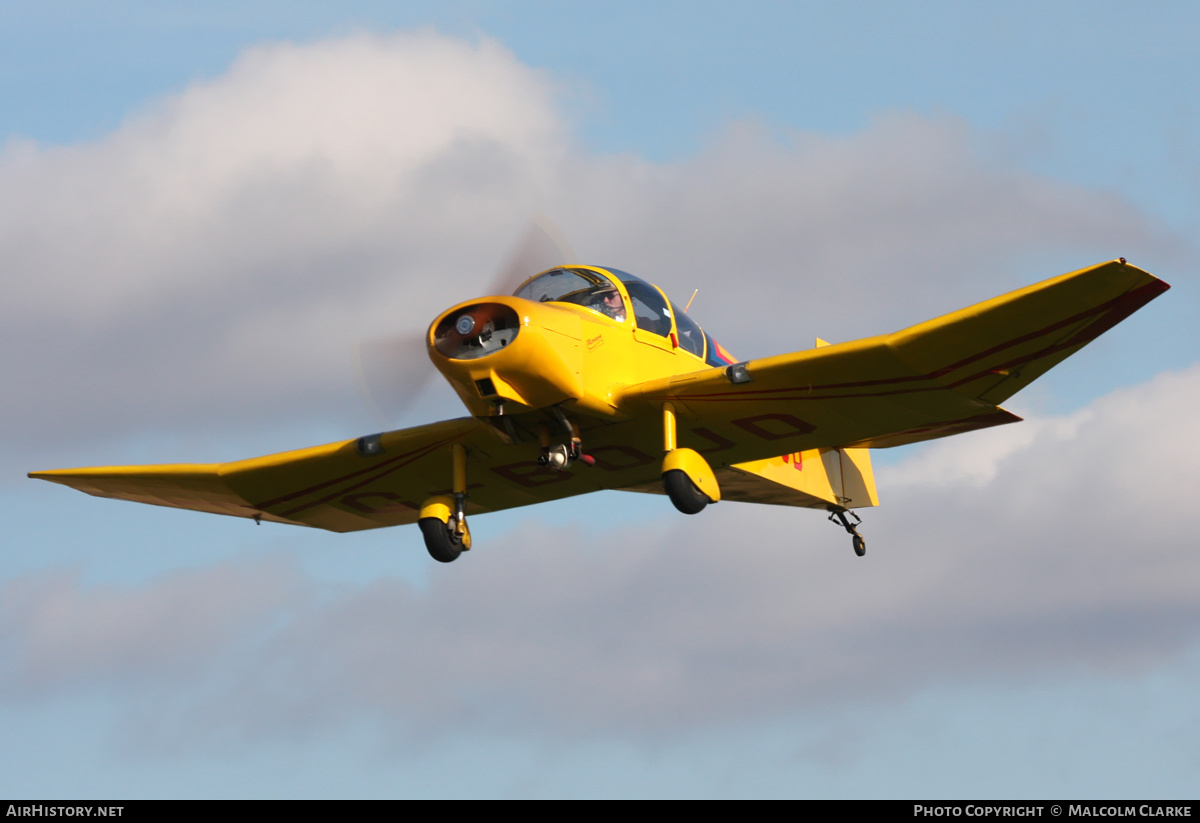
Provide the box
[30,259,1168,562]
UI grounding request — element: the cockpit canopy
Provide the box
[513,268,626,322]
[513,266,735,368]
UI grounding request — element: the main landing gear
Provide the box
[420,410,596,563]
[660,402,721,514]
[418,443,472,563]
[420,514,469,563]
[829,508,866,557]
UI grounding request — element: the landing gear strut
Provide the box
[659,402,721,514]
[829,508,866,557]
[419,443,473,563]
[536,410,595,470]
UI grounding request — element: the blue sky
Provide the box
[2,1,1198,798]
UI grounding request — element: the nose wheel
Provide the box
[829,509,866,557]
[536,410,596,470]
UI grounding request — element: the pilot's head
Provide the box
[595,287,624,319]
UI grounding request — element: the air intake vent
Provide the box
[433,303,520,360]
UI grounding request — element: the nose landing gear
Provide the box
[829,508,866,557]
[536,411,595,470]
[537,440,595,470]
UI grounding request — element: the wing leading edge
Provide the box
[619,259,1169,454]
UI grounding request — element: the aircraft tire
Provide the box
[853,535,866,557]
[663,469,709,515]
[420,517,464,563]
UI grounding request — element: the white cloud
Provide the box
[0,32,1183,465]
[878,410,1090,489]
[0,559,304,694]
[2,31,566,451]
[4,365,1198,746]
[3,28,1193,752]
[560,115,1181,350]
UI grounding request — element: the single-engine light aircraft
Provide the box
[31,258,1168,562]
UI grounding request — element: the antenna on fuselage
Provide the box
[683,289,699,313]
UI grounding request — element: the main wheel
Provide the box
[663,470,709,515]
[420,517,464,563]
[852,534,866,557]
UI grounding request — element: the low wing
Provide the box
[620,260,1169,460]
[35,414,628,532]
[31,260,1168,530]
[32,416,677,532]
[30,418,477,531]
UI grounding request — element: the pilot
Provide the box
[592,286,626,322]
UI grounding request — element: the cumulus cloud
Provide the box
[2,31,566,452]
[0,558,305,694]
[562,115,1178,349]
[0,31,1182,468]
[4,366,1198,747]
[3,29,1193,753]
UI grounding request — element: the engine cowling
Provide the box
[427,296,584,416]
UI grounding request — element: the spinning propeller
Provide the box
[353,216,576,424]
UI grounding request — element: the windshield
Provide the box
[516,266,737,365]
[514,268,627,322]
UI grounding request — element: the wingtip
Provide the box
[1113,258,1171,292]
[28,468,98,482]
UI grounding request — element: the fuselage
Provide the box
[427,266,735,421]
